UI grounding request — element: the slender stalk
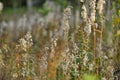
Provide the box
[96,0,105,76]
[93,25,96,62]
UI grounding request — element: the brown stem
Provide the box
[93,26,96,62]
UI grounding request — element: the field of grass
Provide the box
[0,0,120,80]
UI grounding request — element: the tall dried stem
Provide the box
[96,0,105,75]
[80,0,93,77]
[89,0,96,62]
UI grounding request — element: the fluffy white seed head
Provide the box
[97,0,105,15]
[19,32,33,52]
[89,0,96,23]
[19,38,27,51]
[81,4,87,21]
[84,19,91,37]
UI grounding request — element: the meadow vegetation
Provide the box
[0,0,120,80]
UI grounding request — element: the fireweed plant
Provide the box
[57,0,115,80]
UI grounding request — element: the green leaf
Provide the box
[82,73,99,80]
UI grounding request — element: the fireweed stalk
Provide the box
[59,7,71,79]
[96,0,110,79]
[60,7,72,79]
[89,0,102,75]
[18,32,34,80]
[58,7,81,80]
[89,0,101,75]
[58,0,94,79]
[81,0,92,71]
[96,0,105,55]
[47,35,58,80]
[62,7,71,48]
[89,0,96,61]
[96,0,105,76]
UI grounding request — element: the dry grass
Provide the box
[0,0,120,80]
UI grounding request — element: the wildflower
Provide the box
[25,32,33,47]
[19,32,33,52]
[83,54,88,66]
[81,4,87,21]
[73,43,79,53]
[97,0,105,15]
[50,36,58,59]
[62,7,71,47]
[63,7,71,33]
[84,19,91,37]
[63,7,71,19]
[95,23,98,28]
[89,0,96,23]
[103,55,108,60]
[89,64,93,71]
[12,73,18,78]
[101,77,106,80]
[19,38,27,51]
